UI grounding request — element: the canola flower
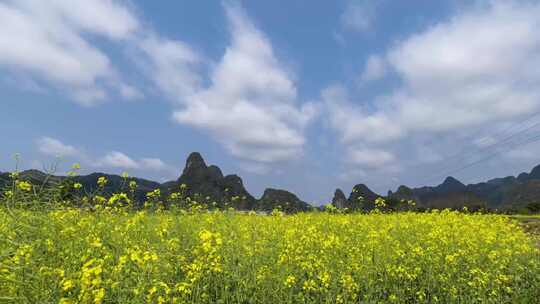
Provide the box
[0,205,539,303]
[97,177,108,188]
[67,163,82,177]
[108,193,130,206]
[16,180,32,192]
[146,189,161,199]
[3,190,13,199]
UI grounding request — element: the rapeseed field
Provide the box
[1,207,539,303]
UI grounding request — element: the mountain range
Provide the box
[2,152,540,213]
[384,172,540,212]
[0,152,311,212]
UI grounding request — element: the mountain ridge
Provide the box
[2,152,540,212]
[384,165,540,211]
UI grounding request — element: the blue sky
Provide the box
[2,0,540,204]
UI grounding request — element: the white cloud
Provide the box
[135,2,317,163]
[415,145,443,164]
[7,2,317,165]
[62,148,170,173]
[324,0,540,178]
[34,137,176,177]
[347,147,396,169]
[360,55,387,82]
[37,137,80,157]
[164,3,317,163]
[385,1,540,132]
[0,0,139,105]
[338,168,366,182]
[393,1,540,133]
[328,0,540,144]
[340,1,378,33]
[140,158,167,171]
[322,85,402,144]
[97,151,140,169]
[119,84,143,100]
[90,151,177,178]
[137,34,202,102]
[2,74,46,93]
[504,140,540,162]
[94,152,172,172]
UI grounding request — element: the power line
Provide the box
[426,110,540,179]
[426,131,540,183]
[417,110,540,184]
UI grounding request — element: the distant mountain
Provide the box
[0,152,310,212]
[167,152,309,211]
[0,169,162,203]
[331,189,347,209]
[330,164,540,212]
[3,152,540,213]
[331,184,381,211]
[71,173,162,202]
[0,171,9,190]
[259,188,311,212]
[436,176,466,193]
[384,176,484,210]
[349,184,380,210]
[165,152,257,209]
[387,164,540,211]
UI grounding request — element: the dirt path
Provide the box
[511,216,540,248]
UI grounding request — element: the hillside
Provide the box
[3,152,540,212]
[0,152,311,212]
[385,165,540,212]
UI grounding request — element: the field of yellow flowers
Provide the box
[1,208,539,304]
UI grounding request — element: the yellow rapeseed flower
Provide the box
[16,180,32,192]
[284,275,296,288]
[62,279,74,291]
[97,177,107,188]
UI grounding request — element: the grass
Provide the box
[1,208,539,304]
[511,215,540,246]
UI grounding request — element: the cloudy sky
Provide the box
[2,0,540,204]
